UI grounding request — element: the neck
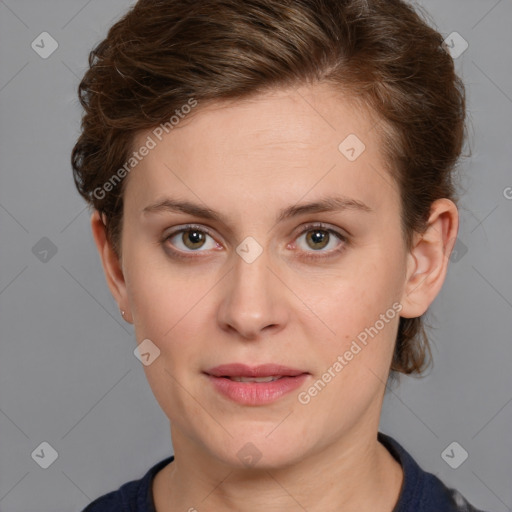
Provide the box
[153,424,403,512]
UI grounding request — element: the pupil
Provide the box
[185,230,204,248]
[308,230,328,250]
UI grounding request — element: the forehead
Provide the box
[125,83,398,216]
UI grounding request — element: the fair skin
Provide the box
[91,83,458,512]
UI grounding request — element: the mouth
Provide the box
[204,363,309,405]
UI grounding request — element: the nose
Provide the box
[216,245,289,340]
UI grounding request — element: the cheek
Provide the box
[299,269,402,428]
[123,239,197,336]
[301,244,404,384]
[124,256,208,417]
[313,248,403,335]
[123,246,217,382]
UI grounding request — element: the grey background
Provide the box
[0,0,511,511]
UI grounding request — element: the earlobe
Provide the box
[400,199,459,319]
[90,211,132,323]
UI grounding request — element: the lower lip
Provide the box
[206,374,309,405]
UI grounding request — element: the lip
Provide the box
[204,363,309,405]
[205,363,307,378]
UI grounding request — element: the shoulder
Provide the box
[81,456,175,512]
[419,470,489,512]
[377,432,491,512]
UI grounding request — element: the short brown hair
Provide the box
[71,0,466,378]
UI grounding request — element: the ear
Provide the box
[400,199,459,318]
[90,210,132,323]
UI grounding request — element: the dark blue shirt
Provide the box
[82,432,490,511]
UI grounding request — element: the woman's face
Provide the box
[112,83,422,468]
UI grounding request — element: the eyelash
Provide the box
[162,222,348,261]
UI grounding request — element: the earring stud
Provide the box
[121,310,125,317]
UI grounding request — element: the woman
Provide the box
[71,0,488,510]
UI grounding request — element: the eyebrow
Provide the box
[142,195,373,224]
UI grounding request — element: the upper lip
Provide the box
[205,363,307,378]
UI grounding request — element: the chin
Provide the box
[205,431,304,471]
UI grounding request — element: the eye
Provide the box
[163,225,219,258]
[293,223,347,259]
[162,222,348,260]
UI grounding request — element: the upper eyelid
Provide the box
[165,223,216,241]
